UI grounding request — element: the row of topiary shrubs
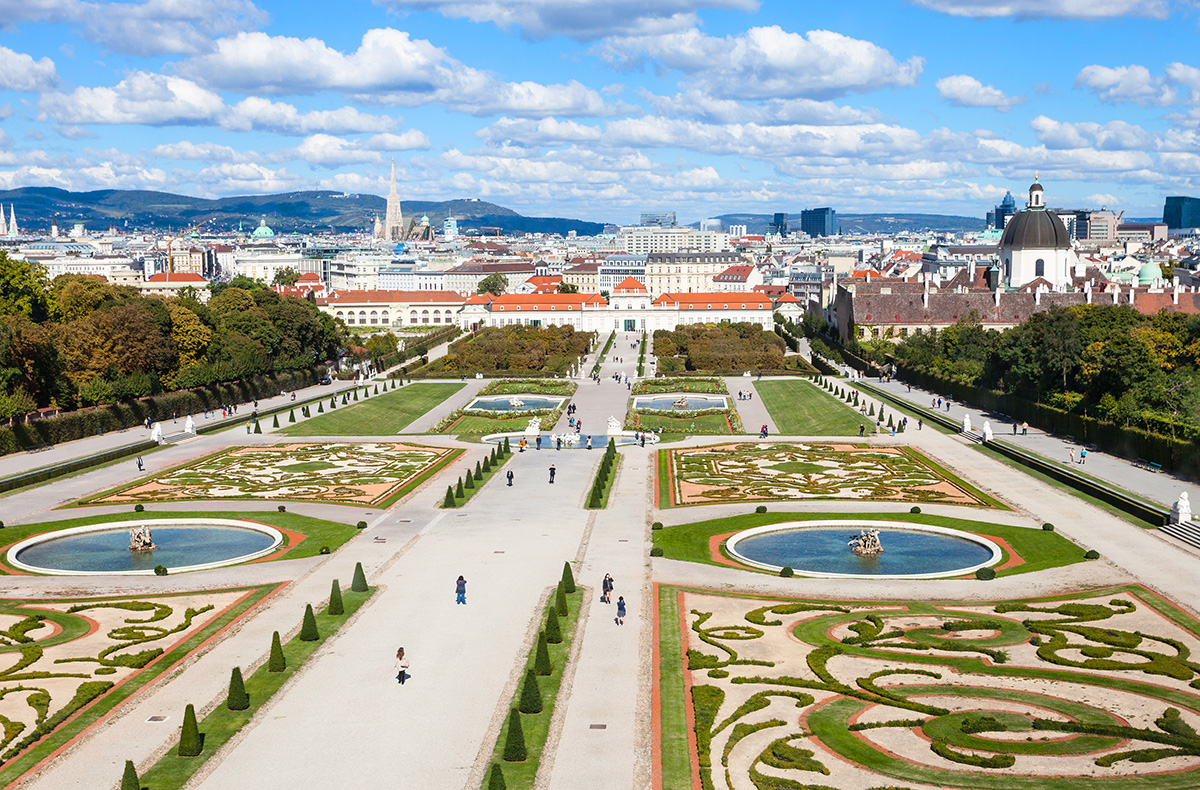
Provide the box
[589,331,616,378]
[586,438,618,509]
[443,439,512,508]
[120,563,372,790]
[487,562,580,790]
[379,325,462,376]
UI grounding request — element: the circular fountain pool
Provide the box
[8,519,285,576]
[725,520,1001,579]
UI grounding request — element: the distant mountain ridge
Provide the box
[690,212,986,235]
[0,187,607,237]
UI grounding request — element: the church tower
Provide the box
[7,205,17,237]
[382,160,404,242]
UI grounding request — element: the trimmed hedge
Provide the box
[226,667,249,711]
[268,631,285,672]
[298,604,319,641]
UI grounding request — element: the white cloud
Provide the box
[1030,116,1155,150]
[0,46,58,91]
[596,26,923,100]
[0,0,268,55]
[179,28,619,117]
[643,89,879,125]
[363,130,432,151]
[1075,64,1176,105]
[149,141,256,163]
[38,72,398,134]
[1083,192,1121,205]
[192,162,300,194]
[911,0,1172,18]
[285,134,383,167]
[936,75,1024,111]
[377,0,759,40]
[477,117,604,146]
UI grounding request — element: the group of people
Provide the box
[736,390,754,401]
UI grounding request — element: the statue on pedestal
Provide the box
[150,423,163,444]
[129,525,156,552]
[185,415,196,435]
[524,417,541,435]
[1170,492,1192,525]
[982,421,993,442]
[962,414,972,434]
[848,528,883,556]
[607,415,622,432]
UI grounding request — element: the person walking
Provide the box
[455,576,467,605]
[506,469,514,486]
[917,418,922,431]
[1080,448,1087,465]
[859,424,865,437]
[549,465,556,484]
[395,647,409,685]
[587,435,592,450]
[616,596,626,626]
[136,456,144,472]
[602,573,614,604]
[1021,421,1028,436]
[1068,448,1075,465]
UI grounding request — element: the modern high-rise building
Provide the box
[770,212,789,235]
[988,191,1017,230]
[699,218,723,232]
[800,207,837,238]
[1164,196,1200,230]
[640,212,677,228]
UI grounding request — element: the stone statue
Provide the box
[982,421,993,442]
[128,525,156,552]
[962,414,972,434]
[1171,492,1193,525]
[607,415,622,432]
[185,415,196,435]
[150,422,163,444]
[848,528,883,556]
[524,417,541,435]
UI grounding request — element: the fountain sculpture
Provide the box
[673,397,689,409]
[508,397,526,409]
[128,525,157,552]
[847,528,883,557]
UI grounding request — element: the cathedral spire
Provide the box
[382,159,404,242]
[0,204,7,236]
[7,205,17,236]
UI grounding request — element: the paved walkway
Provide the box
[728,376,774,435]
[867,376,1199,508]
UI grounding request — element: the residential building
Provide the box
[562,261,600,292]
[615,226,729,254]
[645,251,743,295]
[139,272,210,301]
[443,261,536,294]
[711,264,764,292]
[597,255,647,294]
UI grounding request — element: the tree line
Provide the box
[0,254,344,419]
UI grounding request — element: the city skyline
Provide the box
[1,1,1198,223]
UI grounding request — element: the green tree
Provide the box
[226,666,249,710]
[178,703,202,756]
[272,267,301,286]
[533,631,552,675]
[268,631,286,672]
[168,303,212,371]
[556,282,579,294]
[0,252,52,321]
[517,669,543,714]
[351,561,368,592]
[299,604,320,641]
[477,273,509,296]
[502,708,527,762]
[120,760,141,790]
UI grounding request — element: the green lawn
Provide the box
[629,411,735,434]
[440,413,554,434]
[280,382,464,436]
[0,511,359,572]
[652,510,1087,578]
[753,379,864,436]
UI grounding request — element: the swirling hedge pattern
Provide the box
[87,442,455,506]
[666,443,992,507]
[672,587,1200,790]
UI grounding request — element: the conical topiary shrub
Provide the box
[318,402,324,413]
[330,398,336,409]
[253,421,262,434]
[272,414,280,428]
[226,666,249,710]
[351,561,368,592]
[482,456,491,473]
[555,583,568,617]
[120,760,140,790]
[518,669,543,714]
[288,409,295,423]
[868,403,875,417]
[561,561,576,593]
[268,631,285,672]
[299,604,319,641]
[374,385,379,395]
[533,631,552,676]
[502,707,527,762]
[327,579,344,616]
[464,473,475,490]
[178,703,202,757]
[353,389,358,401]
[455,478,465,497]
[503,437,511,454]
[488,762,507,790]
[545,605,562,643]
[443,486,456,507]
[474,460,482,480]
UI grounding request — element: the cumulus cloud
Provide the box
[149,140,256,163]
[179,28,620,117]
[596,26,923,100]
[1075,64,1177,105]
[377,0,759,40]
[0,0,268,55]
[910,0,1172,18]
[936,75,1024,111]
[0,46,58,91]
[642,89,880,125]
[38,72,399,134]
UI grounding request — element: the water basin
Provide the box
[725,521,1000,579]
[466,395,566,412]
[9,519,284,576]
[633,395,728,411]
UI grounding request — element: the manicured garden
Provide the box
[442,440,513,508]
[417,325,594,377]
[651,510,1086,578]
[279,382,465,436]
[660,584,1200,790]
[477,379,576,397]
[627,410,739,436]
[632,377,728,396]
[753,378,865,436]
[653,323,787,374]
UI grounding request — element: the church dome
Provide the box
[1138,260,1160,285]
[999,207,1070,250]
[251,217,275,238]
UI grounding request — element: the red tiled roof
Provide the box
[322,290,468,305]
[145,272,207,283]
[613,276,647,293]
[490,293,607,311]
[714,265,754,282]
[651,293,773,309]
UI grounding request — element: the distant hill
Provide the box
[0,187,607,236]
[690,212,986,235]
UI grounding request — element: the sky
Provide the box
[1,0,1199,225]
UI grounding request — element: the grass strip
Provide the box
[137,587,375,789]
[752,379,863,436]
[0,511,358,574]
[485,585,584,789]
[657,585,692,790]
[651,510,1087,578]
[590,331,616,378]
[279,382,465,436]
[857,381,957,435]
[442,445,513,508]
[585,445,620,510]
[0,585,277,788]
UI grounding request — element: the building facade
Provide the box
[800,207,837,238]
[645,251,743,295]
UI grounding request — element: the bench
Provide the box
[1148,461,1163,472]
[1135,458,1150,468]
[22,443,52,453]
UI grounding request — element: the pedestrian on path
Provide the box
[859,424,865,437]
[507,469,514,486]
[602,573,613,603]
[536,436,542,450]
[395,647,409,684]
[587,435,593,450]
[1021,421,1028,435]
[1069,448,1076,465]
[455,576,467,604]
[616,596,626,626]
[549,465,556,484]
[1080,449,1087,465]
[136,456,143,472]
[917,419,922,430]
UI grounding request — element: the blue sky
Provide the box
[1,0,1198,224]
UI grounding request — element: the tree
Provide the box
[477,273,509,296]
[351,561,368,591]
[272,268,301,286]
[299,604,320,641]
[268,631,286,672]
[327,578,344,615]
[488,762,508,790]
[0,252,52,321]
[556,282,579,294]
[168,303,212,371]
[226,667,249,710]
[178,703,202,756]
[534,630,552,675]
[502,708,527,762]
[120,760,141,790]
[561,561,576,593]
[518,669,543,714]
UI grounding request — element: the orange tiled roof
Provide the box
[651,292,773,309]
[322,290,468,305]
[490,293,607,312]
[145,272,207,283]
[613,276,647,293]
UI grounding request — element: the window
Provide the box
[410,310,418,324]
[370,310,378,324]
[421,309,430,324]
[432,310,441,324]
[1035,258,1045,277]
[358,311,367,323]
